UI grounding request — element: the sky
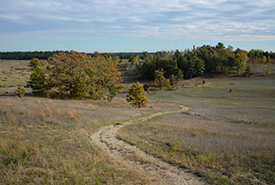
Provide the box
[0,0,275,52]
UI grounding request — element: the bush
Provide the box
[16,85,25,98]
[143,83,150,92]
[266,69,272,75]
[26,66,47,95]
[243,65,253,77]
[126,82,148,108]
[150,69,171,90]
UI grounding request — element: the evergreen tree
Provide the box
[126,82,148,108]
[151,69,171,90]
[243,65,253,77]
[16,85,26,98]
[26,65,47,95]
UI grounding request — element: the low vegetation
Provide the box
[0,96,175,184]
[1,45,275,184]
[119,64,275,184]
[16,85,25,98]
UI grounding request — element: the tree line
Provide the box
[18,43,273,107]
[137,43,274,82]
[0,51,155,60]
[0,51,68,60]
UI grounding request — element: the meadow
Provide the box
[119,63,275,184]
[0,60,177,184]
[0,59,274,184]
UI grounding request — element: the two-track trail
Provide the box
[90,105,206,185]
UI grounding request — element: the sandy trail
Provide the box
[90,105,206,185]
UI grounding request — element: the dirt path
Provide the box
[90,105,206,185]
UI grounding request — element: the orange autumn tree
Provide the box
[126,82,148,108]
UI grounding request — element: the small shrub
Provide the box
[109,122,124,126]
[266,69,272,75]
[167,141,182,152]
[243,65,253,77]
[143,83,150,93]
[202,80,205,84]
[150,69,171,90]
[126,82,148,108]
[16,85,26,98]
[229,89,232,93]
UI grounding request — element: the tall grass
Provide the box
[119,72,275,184]
[119,113,275,184]
[0,96,175,184]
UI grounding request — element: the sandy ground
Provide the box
[90,105,206,185]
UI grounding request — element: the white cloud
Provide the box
[0,0,274,43]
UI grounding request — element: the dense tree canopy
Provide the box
[27,51,125,100]
[140,43,274,82]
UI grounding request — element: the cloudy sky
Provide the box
[0,0,275,52]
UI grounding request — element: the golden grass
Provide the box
[119,70,275,184]
[119,113,275,184]
[0,96,177,184]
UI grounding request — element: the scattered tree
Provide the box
[266,68,272,75]
[126,82,148,108]
[16,85,26,98]
[243,65,253,77]
[26,62,47,95]
[151,69,171,90]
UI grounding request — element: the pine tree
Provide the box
[16,85,26,98]
[126,82,148,108]
[243,65,253,77]
[151,69,171,90]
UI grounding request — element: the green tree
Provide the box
[28,58,42,69]
[142,61,156,80]
[151,69,171,90]
[26,66,47,95]
[126,82,148,108]
[267,56,271,64]
[16,85,26,98]
[243,65,253,77]
[263,56,267,63]
[26,51,124,100]
[235,54,245,74]
[155,58,182,80]
[47,51,124,100]
[194,58,205,76]
[128,54,134,64]
[142,51,150,61]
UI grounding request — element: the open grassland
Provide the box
[0,97,177,184]
[119,64,275,184]
[0,59,179,184]
[0,60,31,88]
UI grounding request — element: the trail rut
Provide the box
[90,105,206,185]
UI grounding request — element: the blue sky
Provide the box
[0,0,275,52]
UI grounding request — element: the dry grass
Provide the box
[119,114,274,184]
[0,60,31,87]
[0,95,177,184]
[119,65,275,184]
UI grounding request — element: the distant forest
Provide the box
[0,47,274,61]
[0,51,154,60]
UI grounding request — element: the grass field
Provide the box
[1,60,274,184]
[0,60,178,184]
[119,63,275,184]
[0,60,31,88]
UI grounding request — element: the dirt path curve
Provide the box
[90,105,206,185]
